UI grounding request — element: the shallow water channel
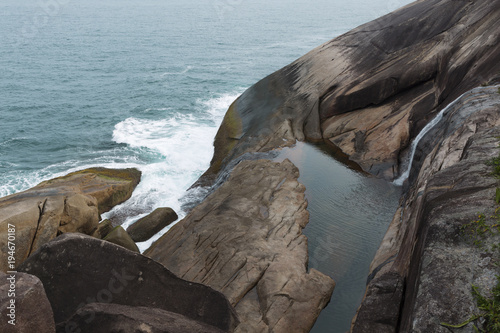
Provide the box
[274,142,401,332]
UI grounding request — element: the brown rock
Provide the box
[103,226,140,253]
[92,219,114,239]
[127,207,178,242]
[39,167,141,214]
[56,303,225,333]
[145,159,335,333]
[0,271,55,333]
[18,233,238,332]
[0,167,141,271]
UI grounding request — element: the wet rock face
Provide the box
[145,159,335,333]
[352,86,500,332]
[18,233,238,332]
[0,167,141,271]
[203,0,500,183]
[0,271,56,333]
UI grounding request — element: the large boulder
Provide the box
[197,0,500,186]
[56,303,225,333]
[352,86,500,332]
[0,271,55,333]
[18,233,238,332]
[145,159,335,333]
[0,167,141,271]
[38,167,141,215]
[127,207,178,242]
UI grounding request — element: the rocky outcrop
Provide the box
[127,207,178,242]
[145,159,335,333]
[352,86,500,332]
[103,226,140,253]
[42,167,142,214]
[18,233,237,332]
[198,0,500,186]
[0,271,55,333]
[56,303,226,333]
[92,219,114,239]
[0,167,141,271]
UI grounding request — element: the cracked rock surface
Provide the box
[145,159,335,333]
[0,167,140,271]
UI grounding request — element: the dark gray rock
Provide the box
[127,207,178,242]
[56,303,225,333]
[18,233,238,332]
[0,271,55,333]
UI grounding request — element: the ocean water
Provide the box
[1,0,413,331]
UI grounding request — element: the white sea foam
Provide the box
[106,90,244,252]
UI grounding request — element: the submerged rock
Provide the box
[145,159,335,333]
[0,167,141,271]
[0,271,55,333]
[18,233,238,332]
[198,0,500,186]
[352,86,500,332]
[127,207,178,242]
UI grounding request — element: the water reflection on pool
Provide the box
[274,142,401,333]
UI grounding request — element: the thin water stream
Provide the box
[274,142,401,332]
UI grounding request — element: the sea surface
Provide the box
[1,0,413,331]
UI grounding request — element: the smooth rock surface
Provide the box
[352,86,500,332]
[127,207,178,242]
[0,271,56,333]
[103,226,140,253]
[198,0,500,186]
[18,233,238,332]
[56,303,225,333]
[145,159,335,333]
[0,167,141,271]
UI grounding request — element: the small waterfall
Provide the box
[392,91,470,186]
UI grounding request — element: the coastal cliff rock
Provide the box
[0,271,55,333]
[199,0,500,186]
[18,233,238,332]
[0,167,140,271]
[352,86,500,332]
[145,159,335,333]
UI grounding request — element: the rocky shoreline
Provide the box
[1,0,500,332]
